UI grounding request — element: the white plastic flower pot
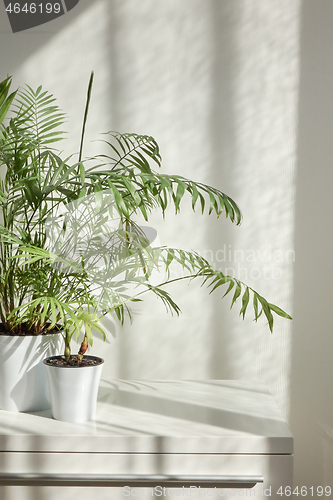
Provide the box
[43,355,104,422]
[0,333,62,412]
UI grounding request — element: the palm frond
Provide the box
[13,84,66,146]
[84,132,241,223]
[147,247,291,332]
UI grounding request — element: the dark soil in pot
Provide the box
[44,355,104,368]
[0,323,62,336]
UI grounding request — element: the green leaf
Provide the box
[107,180,129,217]
[174,182,185,212]
[191,183,199,211]
[208,191,218,215]
[0,90,17,126]
[166,248,175,267]
[268,303,292,320]
[0,76,17,120]
[253,293,260,321]
[79,162,85,185]
[0,76,12,107]
[51,298,59,327]
[231,283,242,308]
[240,287,250,319]
[222,280,235,297]
[209,276,229,294]
[259,297,274,332]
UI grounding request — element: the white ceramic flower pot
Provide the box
[43,355,104,422]
[0,333,62,412]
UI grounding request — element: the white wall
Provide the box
[1,0,330,489]
[290,0,333,488]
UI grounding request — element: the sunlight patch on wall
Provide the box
[221,0,300,418]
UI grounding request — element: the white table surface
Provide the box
[0,379,293,455]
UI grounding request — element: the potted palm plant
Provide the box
[0,75,66,412]
[0,73,291,420]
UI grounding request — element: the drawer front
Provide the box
[0,452,293,500]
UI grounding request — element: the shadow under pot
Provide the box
[43,355,104,422]
[0,331,62,412]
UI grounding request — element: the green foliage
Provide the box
[90,131,242,223]
[0,73,291,359]
[0,76,17,127]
